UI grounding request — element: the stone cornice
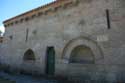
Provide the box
[3,0,79,28]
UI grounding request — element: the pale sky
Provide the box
[0,25,5,36]
[0,0,55,35]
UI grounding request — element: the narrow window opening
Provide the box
[38,12,43,16]
[31,14,36,19]
[25,28,29,42]
[15,21,18,24]
[106,9,111,29]
[10,22,13,26]
[9,35,13,40]
[20,18,24,23]
[25,17,29,21]
[0,37,3,43]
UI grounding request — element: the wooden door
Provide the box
[45,46,55,75]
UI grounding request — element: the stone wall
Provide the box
[1,0,125,82]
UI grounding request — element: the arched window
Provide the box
[23,49,35,61]
[70,45,94,64]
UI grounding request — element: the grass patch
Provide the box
[0,77,16,83]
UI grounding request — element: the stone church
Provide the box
[1,0,125,82]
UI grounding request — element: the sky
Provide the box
[0,0,55,35]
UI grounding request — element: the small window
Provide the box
[15,21,18,24]
[20,18,24,23]
[0,40,3,43]
[0,37,3,43]
[9,35,13,40]
[54,6,61,11]
[4,24,7,27]
[38,12,43,16]
[31,14,36,19]
[44,9,50,15]
[23,49,35,61]
[10,22,13,26]
[25,17,29,21]
[32,29,37,35]
[7,24,10,27]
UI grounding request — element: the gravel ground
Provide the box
[0,71,58,83]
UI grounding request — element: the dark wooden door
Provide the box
[45,46,55,75]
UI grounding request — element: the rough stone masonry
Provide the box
[0,0,125,82]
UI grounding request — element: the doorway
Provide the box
[45,46,55,75]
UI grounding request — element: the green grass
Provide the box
[0,77,16,83]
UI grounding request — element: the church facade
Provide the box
[1,0,125,82]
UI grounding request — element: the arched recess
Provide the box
[62,36,103,63]
[70,45,95,64]
[23,49,35,61]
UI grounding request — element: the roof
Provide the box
[3,0,77,28]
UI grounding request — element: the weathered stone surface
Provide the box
[1,0,125,82]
